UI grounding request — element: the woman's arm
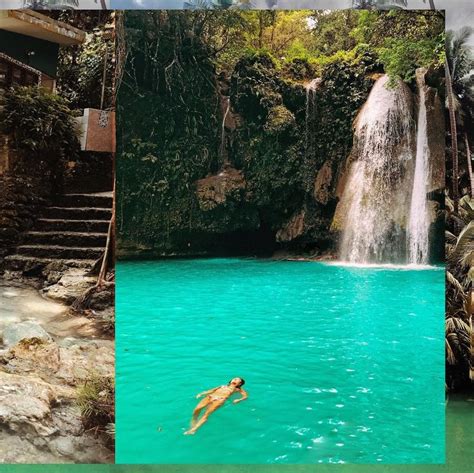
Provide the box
[196,386,219,399]
[233,388,248,404]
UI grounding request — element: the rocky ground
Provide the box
[0,276,114,464]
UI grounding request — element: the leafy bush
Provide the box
[0,86,79,160]
[378,37,445,83]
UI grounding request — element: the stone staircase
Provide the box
[3,192,112,274]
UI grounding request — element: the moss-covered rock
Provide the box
[264,105,296,134]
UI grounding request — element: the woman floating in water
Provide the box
[184,378,248,435]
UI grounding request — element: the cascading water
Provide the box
[338,74,415,264]
[407,70,430,265]
[220,96,231,167]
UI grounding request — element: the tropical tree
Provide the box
[446,195,474,387]
[445,27,474,210]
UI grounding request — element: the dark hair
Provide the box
[230,378,245,388]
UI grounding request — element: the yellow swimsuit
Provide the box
[209,386,233,402]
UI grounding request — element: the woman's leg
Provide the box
[185,401,222,435]
[190,398,210,428]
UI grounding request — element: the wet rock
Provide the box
[424,87,445,194]
[3,321,52,348]
[314,161,333,205]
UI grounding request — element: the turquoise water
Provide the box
[116,258,445,464]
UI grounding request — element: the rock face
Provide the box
[0,369,112,463]
[118,31,446,260]
[276,210,305,243]
[196,167,246,211]
[314,161,333,205]
[118,46,377,258]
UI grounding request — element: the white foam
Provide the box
[325,261,442,271]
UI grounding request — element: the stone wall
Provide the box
[0,172,49,260]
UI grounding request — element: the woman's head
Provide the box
[229,377,245,388]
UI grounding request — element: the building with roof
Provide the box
[0,10,85,173]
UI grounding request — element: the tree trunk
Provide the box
[465,133,474,199]
[445,58,459,212]
[470,311,474,381]
[98,184,116,285]
[429,0,436,10]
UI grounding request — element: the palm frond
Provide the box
[448,221,474,268]
[446,230,458,245]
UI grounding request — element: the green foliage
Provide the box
[55,11,115,110]
[353,10,445,83]
[264,105,295,134]
[379,37,444,83]
[446,27,474,132]
[446,194,474,389]
[77,375,115,441]
[0,86,79,160]
[117,11,221,247]
[310,10,360,56]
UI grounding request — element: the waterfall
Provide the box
[220,96,231,167]
[338,75,414,264]
[407,71,430,265]
[305,79,320,156]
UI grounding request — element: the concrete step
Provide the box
[35,219,110,233]
[3,255,96,272]
[41,207,112,221]
[16,245,104,260]
[57,193,113,208]
[23,231,108,247]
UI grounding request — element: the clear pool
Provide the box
[116,258,445,464]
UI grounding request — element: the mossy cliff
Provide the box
[116,11,444,259]
[117,37,374,257]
